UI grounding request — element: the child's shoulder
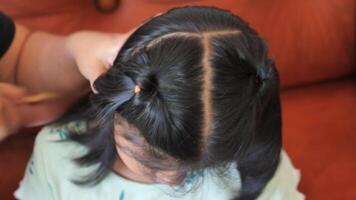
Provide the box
[34,120,89,168]
[37,120,88,141]
[15,121,101,200]
[34,120,87,150]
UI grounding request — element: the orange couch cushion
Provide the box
[282,77,356,200]
[0,0,354,88]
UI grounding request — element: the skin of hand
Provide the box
[0,83,75,141]
[0,97,83,142]
[65,30,135,92]
[0,22,137,141]
[67,13,158,92]
[0,83,25,141]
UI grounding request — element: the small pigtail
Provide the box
[232,59,282,200]
[134,72,159,102]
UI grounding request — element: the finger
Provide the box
[0,83,28,99]
[86,63,108,92]
[0,99,21,139]
[104,52,117,69]
[90,80,99,94]
[4,104,21,134]
[18,97,74,127]
[0,102,8,141]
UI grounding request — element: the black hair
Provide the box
[58,5,282,200]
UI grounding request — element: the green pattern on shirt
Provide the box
[28,158,34,175]
[119,190,125,200]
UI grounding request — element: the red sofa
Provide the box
[0,0,355,199]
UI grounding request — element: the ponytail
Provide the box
[233,58,282,200]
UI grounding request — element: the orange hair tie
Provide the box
[134,85,141,94]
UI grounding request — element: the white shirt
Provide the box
[14,122,305,200]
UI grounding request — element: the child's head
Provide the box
[70,5,282,199]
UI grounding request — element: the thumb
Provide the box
[18,98,73,127]
[0,105,9,141]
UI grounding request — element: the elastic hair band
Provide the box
[134,85,141,94]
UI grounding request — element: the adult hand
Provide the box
[0,83,77,142]
[65,28,137,93]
